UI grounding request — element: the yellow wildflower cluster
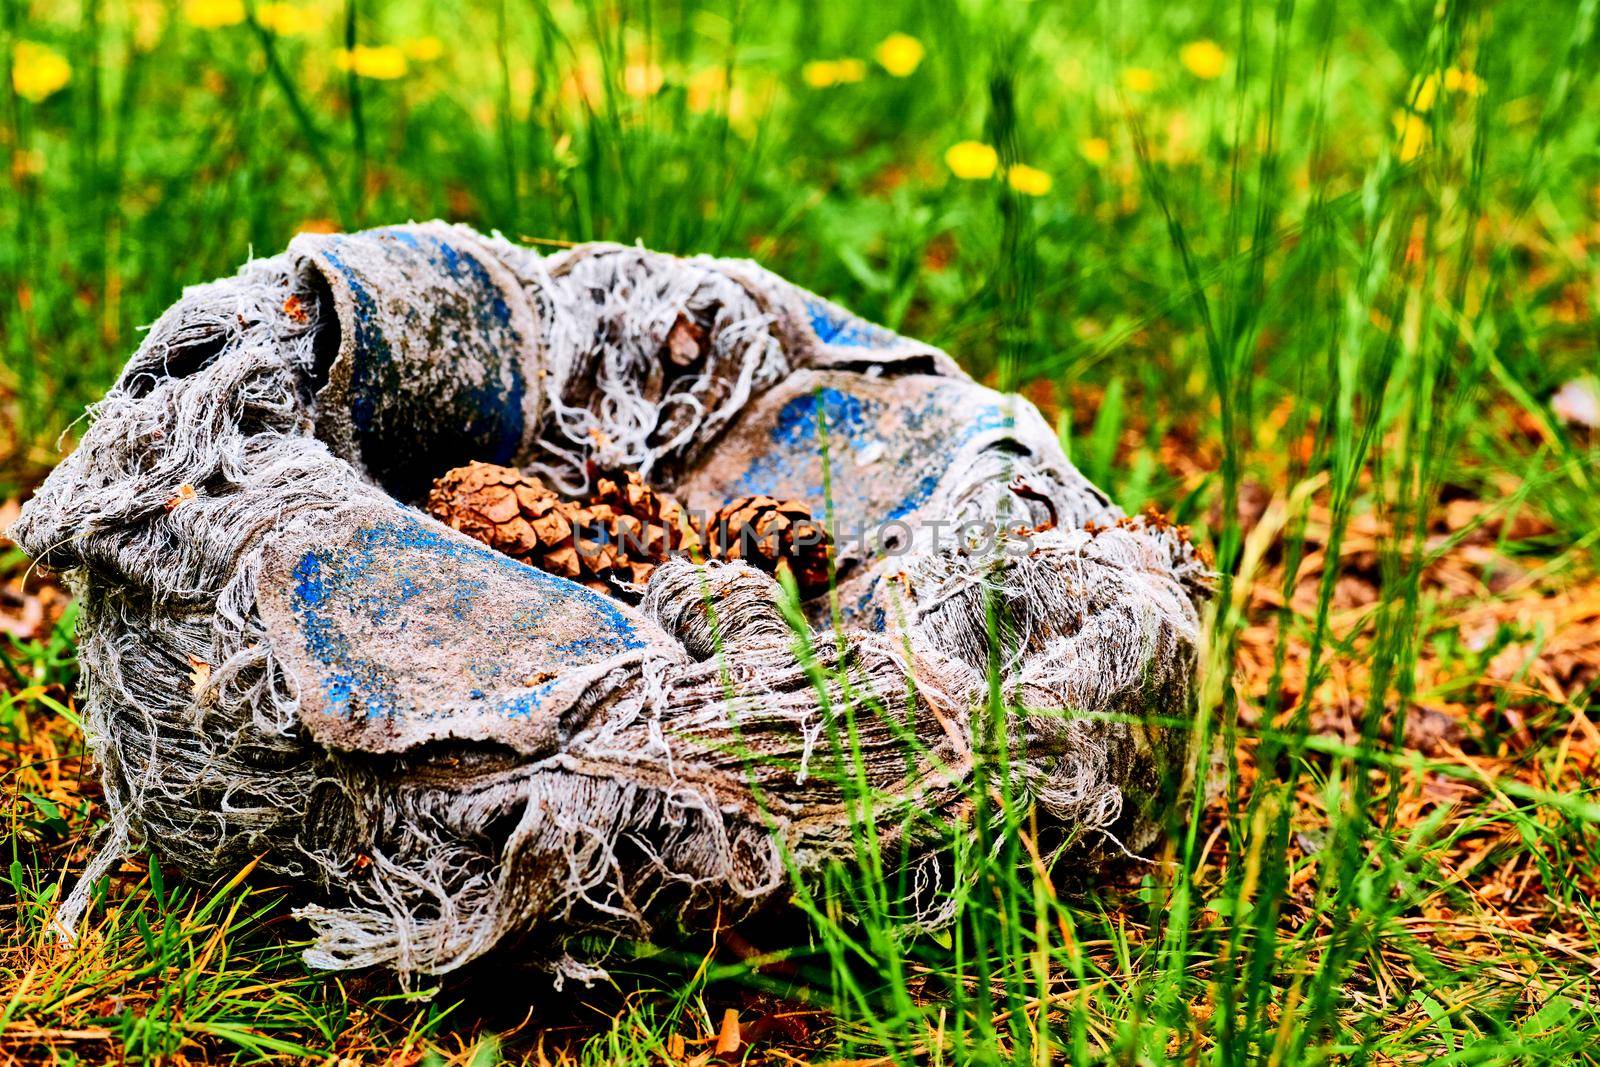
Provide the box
[874,33,924,77]
[12,41,71,103]
[1392,65,1485,162]
[1407,66,1486,112]
[182,0,243,29]
[1115,41,1227,94]
[337,45,407,80]
[180,0,438,77]
[804,33,923,87]
[802,58,867,89]
[944,142,1052,196]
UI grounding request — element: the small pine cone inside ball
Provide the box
[426,462,586,582]
[706,495,832,597]
[591,470,702,583]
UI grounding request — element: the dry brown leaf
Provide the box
[715,1009,741,1057]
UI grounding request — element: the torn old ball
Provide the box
[10,222,1211,984]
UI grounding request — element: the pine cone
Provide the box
[705,495,832,597]
[426,462,589,585]
[427,463,701,598]
[591,470,702,584]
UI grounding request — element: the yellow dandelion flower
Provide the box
[803,59,865,89]
[1007,163,1052,196]
[1406,72,1440,112]
[402,36,443,62]
[1079,136,1111,166]
[182,0,244,29]
[1443,66,1485,96]
[1180,39,1226,80]
[802,60,838,88]
[336,45,406,80]
[945,140,998,180]
[255,3,325,36]
[624,61,664,98]
[875,32,924,77]
[832,58,867,83]
[1120,66,1158,93]
[1392,110,1430,162]
[11,42,71,102]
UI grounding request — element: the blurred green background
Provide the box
[6,0,1593,518]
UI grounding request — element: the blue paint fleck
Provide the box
[806,298,897,348]
[841,585,887,632]
[885,472,942,522]
[293,553,327,607]
[769,388,869,447]
[493,679,561,719]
